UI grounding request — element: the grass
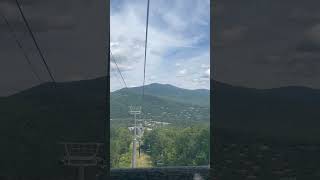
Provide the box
[117,142,153,168]
[136,149,153,168]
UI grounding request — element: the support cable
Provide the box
[110,50,128,89]
[141,0,150,109]
[1,14,42,82]
[15,0,56,86]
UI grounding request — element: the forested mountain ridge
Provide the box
[213,81,320,142]
[115,83,210,106]
[110,83,210,122]
[2,77,320,142]
[2,76,320,173]
[0,77,209,173]
[0,77,107,174]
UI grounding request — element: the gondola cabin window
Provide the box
[110,0,210,177]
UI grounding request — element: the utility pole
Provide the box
[137,123,143,158]
[139,140,141,157]
[129,106,141,168]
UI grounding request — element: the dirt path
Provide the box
[136,143,153,168]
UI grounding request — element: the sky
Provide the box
[0,0,107,96]
[214,0,320,89]
[110,0,210,91]
[3,0,320,96]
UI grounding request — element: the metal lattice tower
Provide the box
[128,106,141,168]
[59,142,105,180]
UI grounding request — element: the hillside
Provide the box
[110,84,210,123]
[116,83,210,106]
[0,77,209,174]
[0,77,107,175]
[2,76,320,174]
[213,81,320,142]
[3,77,320,143]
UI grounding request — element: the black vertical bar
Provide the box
[106,0,110,178]
[139,141,141,157]
[210,0,215,179]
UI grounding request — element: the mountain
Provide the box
[116,83,210,106]
[3,76,320,174]
[0,77,107,175]
[3,78,320,143]
[110,83,210,123]
[0,77,209,174]
[213,81,320,143]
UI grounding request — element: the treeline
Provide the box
[142,125,209,166]
[111,124,210,168]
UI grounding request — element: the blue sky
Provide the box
[110,0,210,91]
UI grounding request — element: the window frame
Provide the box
[107,0,213,179]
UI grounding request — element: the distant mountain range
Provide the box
[111,83,210,122]
[116,83,210,106]
[213,81,320,143]
[1,77,320,174]
[2,77,320,142]
[0,77,209,174]
[0,77,107,174]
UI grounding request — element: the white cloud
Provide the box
[110,62,133,72]
[148,75,156,81]
[201,64,210,69]
[162,12,187,31]
[177,69,187,76]
[110,0,210,91]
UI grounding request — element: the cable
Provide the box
[15,0,56,86]
[1,14,42,83]
[15,0,59,131]
[111,68,125,88]
[110,50,131,108]
[110,50,128,88]
[136,0,150,159]
[141,0,150,108]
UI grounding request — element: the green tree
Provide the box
[110,127,132,168]
[143,125,209,167]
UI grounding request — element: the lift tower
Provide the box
[129,106,141,168]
